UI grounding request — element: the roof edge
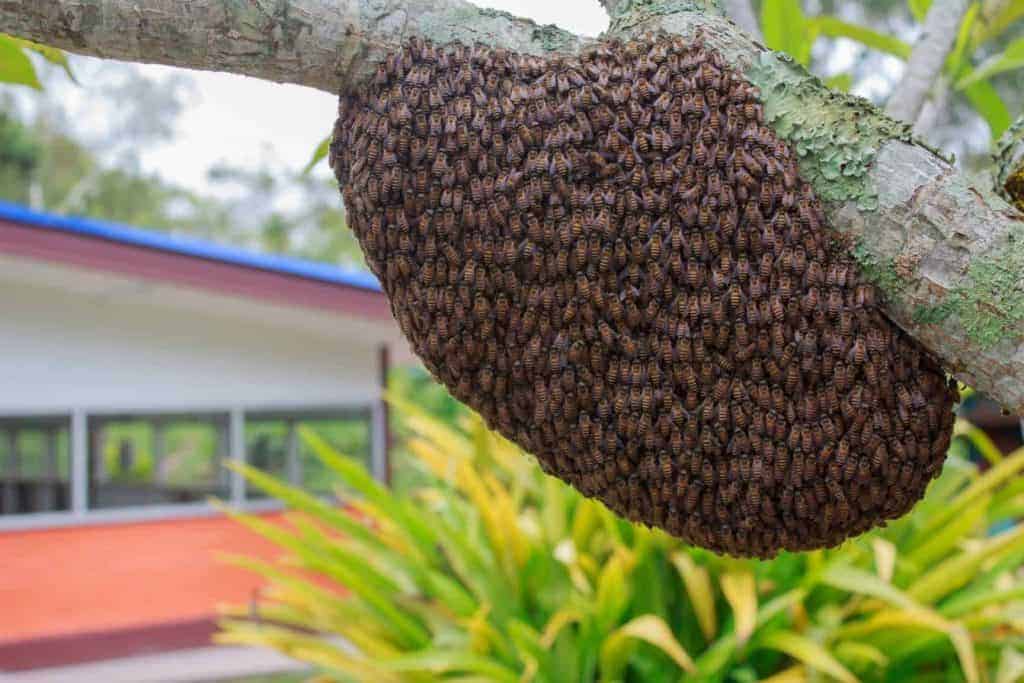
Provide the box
[0,200,381,292]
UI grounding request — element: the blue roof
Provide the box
[0,199,381,292]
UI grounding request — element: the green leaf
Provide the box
[941,585,1024,618]
[810,17,913,59]
[300,426,441,565]
[905,493,989,569]
[972,1,1024,44]
[910,525,1024,604]
[595,551,632,633]
[0,34,41,89]
[908,0,932,22]
[956,37,1024,89]
[834,609,978,683]
[834,641,889,667]
[996,645,1024,683]
[4,35,77,84]
[217,621,401,682]
[215,504,430,649]
[948,2,981,75]
[381,649,519,683]
[422,568,478,618]
[599,615,696,680]
[824,73,854,93]
[671,553,717,642]
[303,134,331,174]
[224,462,381,550]
[761,0,812,65]
[721,571,757,646]
[757,630,857,683]
[821,564,922,611]
[917,446,1024,542]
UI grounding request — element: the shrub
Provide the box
[216,398,1024,682]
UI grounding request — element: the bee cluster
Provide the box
[331,35,957,557]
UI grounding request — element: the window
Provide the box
[87,413,230,509]
[0,416,71,515]
[245,410,371,498]
[0,404,381,521]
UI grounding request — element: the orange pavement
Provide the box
[0,514,281,643]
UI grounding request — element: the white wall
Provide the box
[0,272,380,414]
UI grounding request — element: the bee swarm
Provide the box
[331,35,957,557]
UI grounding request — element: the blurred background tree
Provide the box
[0,43,365,266]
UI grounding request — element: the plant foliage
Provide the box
[217,398,1024,682]
[759,0,1024,139]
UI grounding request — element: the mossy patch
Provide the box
[852,239,906,300]
[912,227,1024,349]
[747,52,920,212]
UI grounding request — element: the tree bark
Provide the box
[0,0,587,93]
[1,0,1022,413]
[885,0,969,125]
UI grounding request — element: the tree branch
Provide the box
[1,0,1022,412]
[0,0,587,94]
[597,0,627,18]
[885,0,969,124]
[721,0,761,40]
[912,77,949,138]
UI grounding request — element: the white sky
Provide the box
[97,0,609,195]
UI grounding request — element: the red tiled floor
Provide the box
[0,514,280,643]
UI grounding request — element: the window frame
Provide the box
[0,414,73,516]
[0,401,384,531]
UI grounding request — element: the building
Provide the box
[0,200,405,674]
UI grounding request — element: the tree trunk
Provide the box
[1,0,1022,413]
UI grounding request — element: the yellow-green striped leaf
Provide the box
[758,630,857,683]
[721,571,757,646]
[671,552,718,642]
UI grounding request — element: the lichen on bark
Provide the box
[747,52,919,212]
[912,227,1024,350]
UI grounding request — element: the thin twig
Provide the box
[885,0,969,124]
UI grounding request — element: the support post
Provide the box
[70,410,88,515]
[38,426,59,511]
[229,408,246,505]
[152,419,166,485]
[1,428,15,515]
[285,419,302,486]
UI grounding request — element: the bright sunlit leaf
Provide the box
[672,553,718,642]
[810,17,912,59]
[0,34,41,89]
[303,134,331,174]
[722,571,757,646]
[4,35,77,84]
[908,0,933,21]
[758,631,857,683]
[761,0,812,65]
[949,2,981,74]
[956,37,1024,89]
[601,615,697,676]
